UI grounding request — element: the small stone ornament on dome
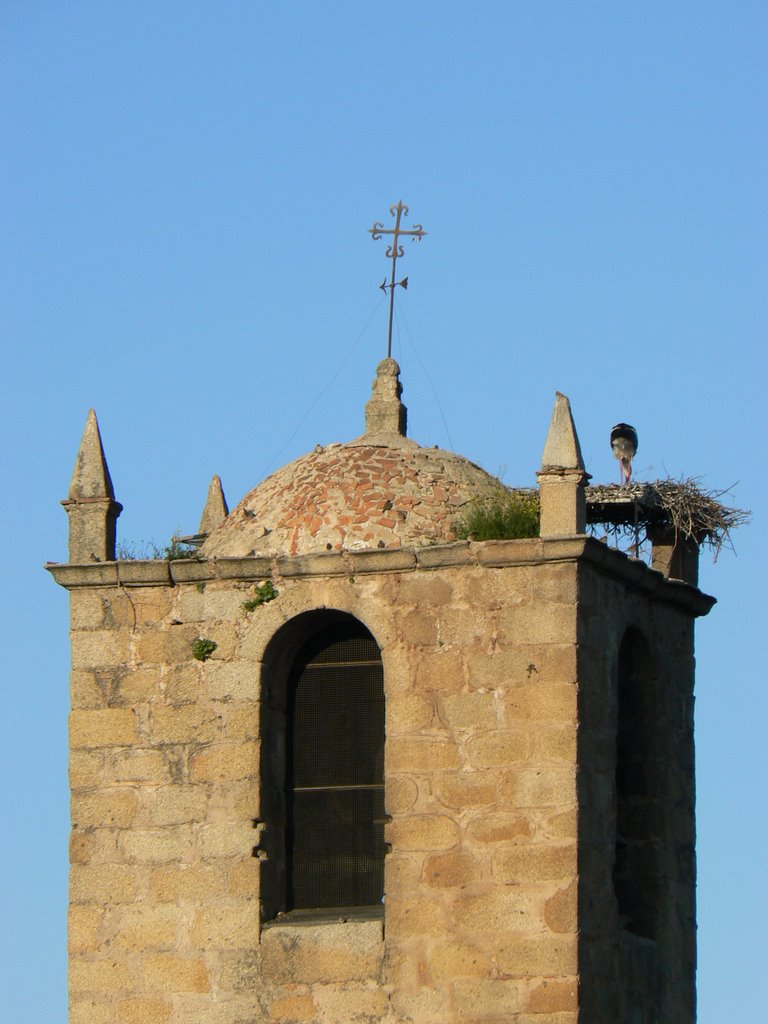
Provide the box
[364,357,408,437]
[369,200,427,359]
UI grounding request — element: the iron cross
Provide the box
[369,200,427,358]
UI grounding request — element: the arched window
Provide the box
[613,628,660,941]
[282,616,386,912]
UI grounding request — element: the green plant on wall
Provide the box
[192,637,217,662]
[455,488,540,541]
[116,540,165,560]
[242,580,278,612]
[164,536,198,561]
[116,531,197,561]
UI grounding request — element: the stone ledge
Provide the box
[170,559,216,584]
[578,538,716,617]
[276,551,349,577]
[212,556,274,580]
[415,541,471,567]
[117,560,172,585]
[344,549,417,573]
[46,539,715,616]
[477,537,560,566]
[45,561,171,587]
[262,906,384,930]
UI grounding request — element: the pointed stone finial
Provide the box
[61,410,122,562]
[68,408,116,499]
[364,357,407,436]
[541,392,585,471]
[537,392,590,537]
[199,474,229,535]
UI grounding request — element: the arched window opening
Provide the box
[614,628,661,941]
[286,618,385,911]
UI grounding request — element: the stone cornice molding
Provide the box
[46,536,715,617]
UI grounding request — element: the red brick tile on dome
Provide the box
[201,359,500,560]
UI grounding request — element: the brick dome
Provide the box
[201,359,499,558]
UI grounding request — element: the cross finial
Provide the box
[369,200,427,358]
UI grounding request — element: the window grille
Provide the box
[286,624,385,910]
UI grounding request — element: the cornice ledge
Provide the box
[45,560,172,588]
[415,541,473,568]
[209,556,274,581]
[342,549,417,574]
[277,551,350,578]
[475,536,587,567]
[579,537,716,616]
[46,538,715,616]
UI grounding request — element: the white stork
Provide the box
[611,423,638,484]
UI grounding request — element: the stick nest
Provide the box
[583,478,750,556]
[499,478,749,557]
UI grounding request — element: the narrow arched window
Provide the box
[286,619,385,911]
[614,628,660,940]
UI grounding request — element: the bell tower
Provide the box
[48,368,713,1024]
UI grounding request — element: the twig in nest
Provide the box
[584,477,750,558]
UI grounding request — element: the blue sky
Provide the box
[2,3,765,1020]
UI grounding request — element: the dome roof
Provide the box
[201,359,499,559]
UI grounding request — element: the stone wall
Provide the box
[576,562,698,1023]
[51,538,711,1024]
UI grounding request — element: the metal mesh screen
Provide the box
[287,626,385,910]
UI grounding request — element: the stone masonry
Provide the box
[49,363,714,1024]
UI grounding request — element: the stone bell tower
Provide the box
[48,360,713,1024]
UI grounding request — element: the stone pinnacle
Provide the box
[68,409,116,499]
